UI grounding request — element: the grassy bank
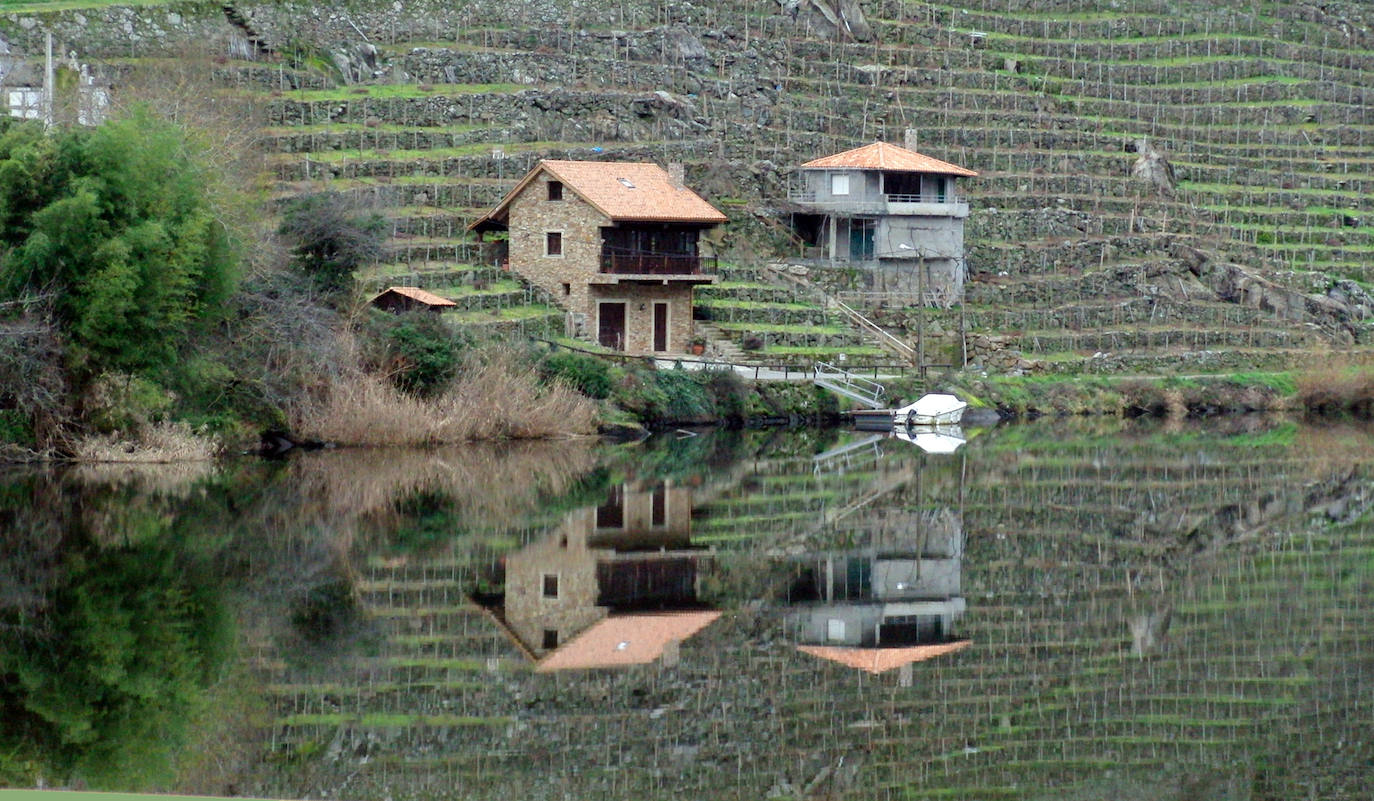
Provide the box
[889,366,1374,419]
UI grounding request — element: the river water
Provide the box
[2,418,1371,800]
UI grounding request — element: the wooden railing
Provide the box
[600,251,716,275]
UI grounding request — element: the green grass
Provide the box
[761,345,887,357]
[277,83,526,102]
[444,303,558,323]
[276,712,511,727]
[696,299,823,312]
[0,0,173,10]
[714,321,849,335]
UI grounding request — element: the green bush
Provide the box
[540,350,613,399]
[360,311,463,398]
[277,193,386,294]
[654,369,713,421]
[385,314,462,397]
[0,409,34,446]
[0,110,238,382]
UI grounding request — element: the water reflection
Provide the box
[786,506,969,675]
[485,478,719,671]
[1,419,1371,800]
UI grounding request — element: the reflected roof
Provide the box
[798,640,971,674]
[535,611,721,672]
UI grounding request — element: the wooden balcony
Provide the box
[596,250,718,284]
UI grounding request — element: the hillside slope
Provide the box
[3,0,1373,373]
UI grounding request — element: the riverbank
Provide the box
[627,364,1374,429]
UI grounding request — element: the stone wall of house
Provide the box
[507,170,604,325]
[588,282,695,354]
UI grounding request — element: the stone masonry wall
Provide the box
[588,282,695,355]
[508,170,605,327]
[506,169,697,354]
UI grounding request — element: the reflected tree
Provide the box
[0,481,232,790]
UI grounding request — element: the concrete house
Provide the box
[471,160,726,353]
[789,141,977,305]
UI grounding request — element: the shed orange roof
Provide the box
[470,160,727,230]
[371,286,458,307]
[798,640,972,674]
[370,288,456,307]
[801,142,977,177]
[535,611,721,672]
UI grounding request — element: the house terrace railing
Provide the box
[787,190,967,205]
[600,250,716,275]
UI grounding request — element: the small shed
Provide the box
[370,286,458,314]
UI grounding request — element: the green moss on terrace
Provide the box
[1,0,173,10]
[276,83,527,102]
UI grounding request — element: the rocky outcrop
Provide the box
[1131,138,1177,199]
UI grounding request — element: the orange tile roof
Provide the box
[801,142,977,176]
[372,286,458,307]
[470,160,727,229]
[797,640,972,674]
[535,611,721,672]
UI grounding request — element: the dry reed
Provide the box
[287,440,599,524]
[297,349,598,445]
[1296,365,1374,416]
[71,420,220,463]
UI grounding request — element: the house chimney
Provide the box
[903,128,919,151]
[667,161,685,188]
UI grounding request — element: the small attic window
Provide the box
[617,177,636,189]
[547,180,563,201]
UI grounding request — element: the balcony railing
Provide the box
[786,190,967,206]
[884,192,968,205]
[600,250,715,275]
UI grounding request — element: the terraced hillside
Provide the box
[5,0,1373,372]
[244,421,1374,801]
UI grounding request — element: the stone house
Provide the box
[788,141,977,305]
[471,160,726,353]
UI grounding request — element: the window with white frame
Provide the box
[830,173,850,196]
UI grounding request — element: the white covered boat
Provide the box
[891,424,966,454]
[892,393,968,427]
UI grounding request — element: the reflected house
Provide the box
[496,479,719,671]
[788,508,969,674]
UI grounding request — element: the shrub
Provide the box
[701,369,747,421]
[1296,365,1374,416]
[277,193,386,294]
[296,347,598,444]
[0,409,33,447]
[384,314,462,398]
[654,369,713,422]
[540,350,613,399]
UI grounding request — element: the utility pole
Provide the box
[916,254,925,378]
[42,31,53,128]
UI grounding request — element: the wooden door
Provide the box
[652,302,669,352]
[598,302,626,350]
